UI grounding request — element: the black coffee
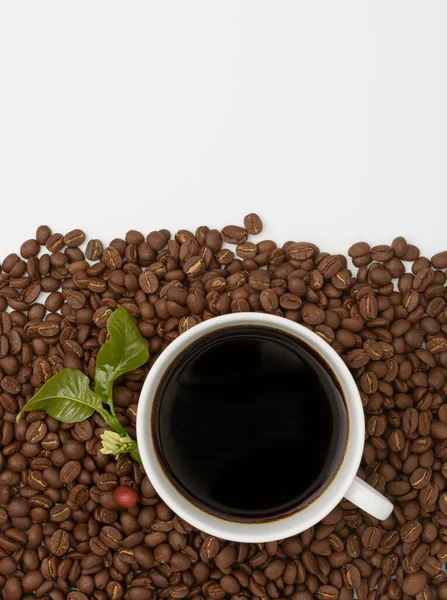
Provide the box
[153,325,348,521]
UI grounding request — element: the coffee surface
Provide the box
[154,325,347,520]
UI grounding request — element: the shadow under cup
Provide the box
[152,324,349,523]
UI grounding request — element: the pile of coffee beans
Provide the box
[1,215,447,600]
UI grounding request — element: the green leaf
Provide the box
[95,306,149,407]
[17,369,104,424]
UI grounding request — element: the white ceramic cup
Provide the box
[137,313,393,542]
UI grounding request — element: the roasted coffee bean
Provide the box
[97,472,118,491]
[431,250,447,269]
[361,527,382,550]
[302,303,325,325]
[99,525,122,550]
[50,529,70,556]
[402,572,428,595]
[20,238,40,259]
[64,229,86,248]
[85,239,103,260]
[102,246,123,270]
[316,585,339,600]
[342,564,361,589]
[35,225,52,244]
[260,288,278,312]
[288,242,319,260]
[26,420,48,443]
[316,255,342,278]
[183,256,205,277]
[359,294,378,321]
[50,504,71,523]
[60,460,82,483]
[146,230,167,251]
[348,242,370,258]
[221,225,248,244]
[243,213,263,235]
[401,520,423,543]
[347,348,371,368]
[410,467,432,489]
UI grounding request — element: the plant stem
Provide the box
[129,443,143,466]
[99,409,127,436]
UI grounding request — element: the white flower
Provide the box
[100,430,135,457]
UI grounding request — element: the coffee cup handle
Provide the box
[344,476,393,520]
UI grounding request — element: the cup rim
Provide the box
[136,313,365,542]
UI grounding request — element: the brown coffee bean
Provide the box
[35,225,52,244]
[7,497,30,517]
[242,213,263,235]
[85,238,103,260]
[359,294,378,321]
[137,269,158,294]
[20,238,40,259]
[97,472,118,491]
[64,229,86,248]
[99,525,122,550]
[342,564,361,589]
[263,559,285,580]
[432,421,447,439]
[278,292,301,310]
[403,407,418,433]
[348,242,370,258]
[401,243,420,261]
[388,428,405,452]
[26,420,48,443]
[60,460,82,483]
[316,585,339,600]
[402,572,427,595]
[101,246,122,270]
[347,348,371,368]
[432,250,447,269]
[22,281,41,303]
[4,575,23,600]
[67,593,89,600]
[427,336,447,354]
[92,306,112,328]
[302,304,325,325]
[318,255,343,278]
[37,321,60,337]
[221,225,248,244]
[410,467,432,489]
[401,520,422,543]
[50,504,71,523]
[45,233,64,253]
[43,466,64,488]
[361,527,382,550]
[214,545,237,570]
[183,256,206,277]
[360,372,378,395]
[199,536,219,562]
[236,241,257,259]
[50,529,70,556]
[89,534,108,555]
[260,288,279,312]
[413,266,435,292]
[146,230,166,251]
[61,439,86,460]
[289,242,319,260]
[422,555,442,576]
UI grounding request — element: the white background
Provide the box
[0,1,446,260]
